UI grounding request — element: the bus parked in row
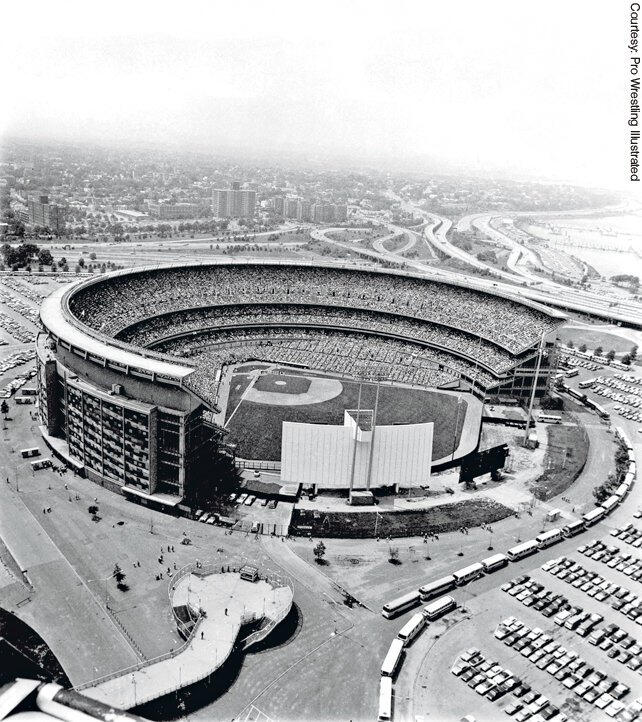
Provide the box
[381,638,404,677]
[378,676,392,721]
[600,495,620,514]
[562,519,586,537]
[582,506,606,526]
[453,563,484,586]
[20,447,40,458]
[418,575,456,602]
[578,379,596,389]
[507,539,539,561]
[536,528,563,549]
[381,590,421,619]
[481,553,508,573]
[423,595,457,621]
[397,613,426,646]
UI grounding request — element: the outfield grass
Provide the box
[254,374,311,394]
[227,382,467,461]
[528,422,589,501]
[290,498,513,538]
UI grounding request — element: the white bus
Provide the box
[565,368,579,378]
[423,595,457,621]
[562,519,586,537]
[481,553,508,573]
[538,413,562,424]
[381,638,404,677]
[578,379,596,389]
[536,528,563,549]
[507,539,539,561]
[453,563,484,586]
[20,447,40,458]
[582,506,606,526]
[615,483,630,500]
[418,575,456,602]
[378,675,393,721]
[382,590,421,619]
[397,613,426,646]
[600,495,620,514]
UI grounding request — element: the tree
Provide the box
[621,354,632,366]
[113,563,128,591]
[38,248,54,265]
[540,394,563,411]
[89,252,97,260]
[606,349,615,361]
[388,546,400,564]
[567,339,574,349]
[313,540,326,564]
[1,400,8,418]
[77,257,85,268]
[579,343,587,353]
[594,346,603,357]
[631,345,638,359]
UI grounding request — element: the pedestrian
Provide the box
[201,631,204,640]
[224,608,228,616]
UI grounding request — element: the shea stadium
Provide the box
[36,260,565,511]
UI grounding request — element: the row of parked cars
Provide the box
[544,552,642,623]
[494,617,635,719]
[579,540,642,578]
[501,573,641,667]
[560,355,602,372]
[229,492,278,509]
[452,644,566,722]
[611,524,642,548]
[0,363,37,399]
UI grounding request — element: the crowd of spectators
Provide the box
[167,327,496,407]
[117,304,515,374]
[68,264,559,354]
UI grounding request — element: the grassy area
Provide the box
[227,382,467,461]
[290,499,514,538]
[528,422,590,501]
[254,374,311,394]
[556,327,637,355]
[382,233,409,252]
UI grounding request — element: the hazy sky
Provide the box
[1,0,629,187]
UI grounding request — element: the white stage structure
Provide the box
[280,410,433,491]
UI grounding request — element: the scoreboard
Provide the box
[459,444,510,484]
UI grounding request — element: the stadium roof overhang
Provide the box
[40,283,194,385]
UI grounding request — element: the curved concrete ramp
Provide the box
[82,571,292,710]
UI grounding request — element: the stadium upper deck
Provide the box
[64,260,565,358]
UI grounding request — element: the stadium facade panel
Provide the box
[37,260,564,505]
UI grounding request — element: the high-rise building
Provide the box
[212,183,256,219]
[284,197,298,219]
[296,200,311,222]
[273,196,285,215]
[27,193,66,233]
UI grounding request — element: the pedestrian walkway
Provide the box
[82,571,293,710]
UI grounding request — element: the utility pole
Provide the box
[523,335,545,447]
[348,383,363,501]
